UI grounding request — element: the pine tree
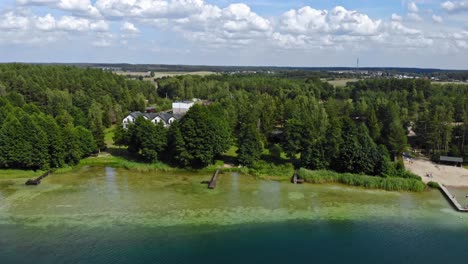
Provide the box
[88,101,106,150]
[0,115,25,168]
[237,123,263,166]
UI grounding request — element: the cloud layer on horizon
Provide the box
[0,0,467,69]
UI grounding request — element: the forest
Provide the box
[0,64,467,181]
[0,64,156,169]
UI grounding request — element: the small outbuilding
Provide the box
[439,156,463,167]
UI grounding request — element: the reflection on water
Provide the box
[258,181,282,209]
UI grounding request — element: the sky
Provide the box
[0,0,467,69]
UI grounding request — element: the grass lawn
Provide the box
[325,78,359,87]
[104,125,116,147]
[224,145,238,157]
[0,169,44,180]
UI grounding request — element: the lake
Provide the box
[1,166,468,263]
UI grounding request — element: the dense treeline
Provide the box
[1,64,467,178]
[0,64,158,169]
[153,74,467,173]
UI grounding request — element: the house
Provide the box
[123,101,195,129]
[123,111,146,129]
[123,112,182,128]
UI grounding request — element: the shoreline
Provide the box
[406,158,468,187]
[0,155,429,193]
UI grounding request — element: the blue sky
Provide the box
[0,0,467,69]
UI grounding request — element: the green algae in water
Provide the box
[2,167,468,263]
[1,166,468,229]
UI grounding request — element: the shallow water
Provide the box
[1,167,468,263]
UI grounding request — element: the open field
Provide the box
[114,71,216,79]
[406,158,468,186]
[324,78,359,87]
[432,81,468,85]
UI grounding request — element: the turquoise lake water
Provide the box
[1,167,468,263]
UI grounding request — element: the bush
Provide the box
[427,181,440,189]
[299,168,425,192]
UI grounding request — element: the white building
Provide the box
[172,101,194,115]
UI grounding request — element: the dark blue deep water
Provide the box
[2,220,468,264]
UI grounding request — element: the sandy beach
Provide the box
[406,158,468,187]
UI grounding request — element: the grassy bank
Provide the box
[78,155,175,172]
[299,169,426,192]
[0,169,45,180]
[0,153,427,194]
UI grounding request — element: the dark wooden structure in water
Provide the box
[208,168,221,189]
[291,170,304,184]
[25,170,52,185]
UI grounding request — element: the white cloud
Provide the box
[0,11,29,30]
[391,13,403,21]
[441,1,468,12]
[17,0,100,17]
[121,21,139,34]
[389,21,421,35]
[432,15,443,23]
[407,13,423,21]
[95,0,206,18]
[57,16,91,31]
[16,0,57,4]
[3,1,468,67]
[278,6,382,36]
[222,3,271,32]
[36,14,56,30]
[92,39,111,47]
[408,2,419,13]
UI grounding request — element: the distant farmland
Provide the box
[114,71,216,79]
[324,78,359,87]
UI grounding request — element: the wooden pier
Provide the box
[291,170,304,184]
[208,168,221,189]
[439,184,468,212]
[25,170,52,186]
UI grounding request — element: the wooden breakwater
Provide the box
[291,170,304,184]
[25,170,53,186]
[439,184,468,212]
[208,168,221,189]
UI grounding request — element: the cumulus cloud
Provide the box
[36,14,56,31]
[432,15,443,23]
[391,13,403,21]
[92,39,111,47]
[407,2,419,13]
[389,21,421,35]
[17,0,101,17]
[278,6,382,36]
[441,1,468,12]
[121,21,139,34]
[407,13,423,21]
[95,0,205,18]
[56,16,108,31]
[0,11,29,30]
[3,1,468,64]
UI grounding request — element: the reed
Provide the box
[299,169,426,192]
